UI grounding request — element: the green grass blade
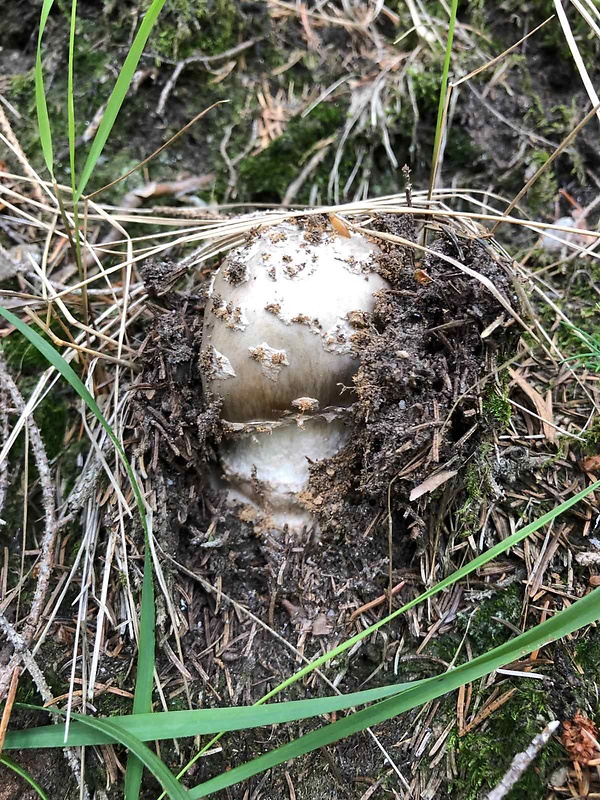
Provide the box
[0,755,50,800]
[70,715,188,800]
[133,548,156,719]
[188,585,600,798]
[5,682,423,750]
[428,0,459,198]
[0,308,145,521]
[257,473,600,705]
[35,0,57,176]
[76,0,167,199]
[65,0,85,276]
[171,471,600,787]
[67,0,78,193]
[4,709,186,797]
[125,543,156,800]
[0,307,156,797]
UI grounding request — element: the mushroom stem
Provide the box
[220,416,349,528]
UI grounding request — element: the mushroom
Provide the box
[200,219,389,532]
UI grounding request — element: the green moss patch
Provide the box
[452,686,563,800]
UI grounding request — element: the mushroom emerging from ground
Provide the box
[200,219,389,532]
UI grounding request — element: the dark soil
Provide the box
[0,750,76,800]
[308,214,518,542]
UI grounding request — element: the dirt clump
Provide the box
[305,214,518,547]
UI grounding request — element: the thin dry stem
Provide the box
[0,350,57,696]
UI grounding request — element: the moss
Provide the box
[95,689,134,719]
[407,61,441,112]
[580,416,600,457]
[464,463,482,502]
[1,337,70,461]
[422,584,524,669]
[9,51,93,180]
[15,672,40,706]
[486,0,600,66]
[524,150,558,216]
[9,70,36,104]
[456,501,479,538]
[483,383,512,428]
[459,583,523,653]
[445,126,479,170]
[534,285,599,372]
[456,462,486,536]
[451,686,563,800]
[2,327,55,372]
[8,11,151,202]
[536,5,600,65]
[14,638,76,700]
[34,394,69,460]
[236,102,348,203]
[148,0,242,59]
[575,627,600,680]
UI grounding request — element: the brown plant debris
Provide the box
[561,711,600,766]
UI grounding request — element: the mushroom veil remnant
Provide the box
[200,219,389,531]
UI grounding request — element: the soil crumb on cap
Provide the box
[248,341,290,381]
[292,397,320,412]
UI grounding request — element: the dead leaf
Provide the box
[562,711,599,765]
[209,60,236,85]
[414,268,432,285]
[480,314,506,339]
[582,455,600,472]
[509,367,556,444]
[410,469,458,501]
[311,614,333,636]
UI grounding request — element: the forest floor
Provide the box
[1,2,600,799]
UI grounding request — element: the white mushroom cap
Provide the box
[200,219,388,526]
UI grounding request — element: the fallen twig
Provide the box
[0,105,44,204]
[0,666,19,755]
[0,613,90,800]
[156,38,259,115]
[485,719,560,800]
[349,581,406,622]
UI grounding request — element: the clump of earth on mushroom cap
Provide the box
[200,217,389,531]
